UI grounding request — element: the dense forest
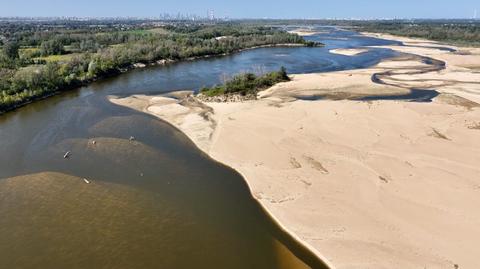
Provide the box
[0,20,317,113]
[251,19,480,46]
[199,67,290,98]
[351,20,480,46]
[256,19,480,46]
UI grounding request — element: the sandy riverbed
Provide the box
[110,34,480,269]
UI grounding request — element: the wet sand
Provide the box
[111,34,480,269]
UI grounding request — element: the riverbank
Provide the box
[111,34,480,269]
[0,40,318,115]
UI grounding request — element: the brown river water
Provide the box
[0,27,403,268]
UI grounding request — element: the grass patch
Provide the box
[19,47,40,53]
[147,28,170,35]
[33,53,79,63]
[19,47,40,58]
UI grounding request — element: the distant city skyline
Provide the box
[0,0,479,19]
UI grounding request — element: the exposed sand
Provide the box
[288,29,323,36]
[329,48,369,56]
[362,32,480,104]
[110,34,480,269]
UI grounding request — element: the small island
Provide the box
[197,67,290,102]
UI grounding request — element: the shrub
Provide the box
[200,67,290,97]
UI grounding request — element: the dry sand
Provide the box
[110,34,480,269]
[329,48,369,56]
[288,29,324,36]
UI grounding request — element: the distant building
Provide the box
[207,10,215,21]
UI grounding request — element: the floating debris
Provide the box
[129,136,136,141]
[92,140,96,145]
[83,178,91,184]
[140,173,144,177]
[63,151,71,159]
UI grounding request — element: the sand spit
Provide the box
[329,48,369,56]
[111,34,480,269]
[288,29,323,36]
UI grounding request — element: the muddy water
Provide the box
[0,27,400,269]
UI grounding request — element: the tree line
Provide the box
[351,21,480,46]
[0,22,318,112]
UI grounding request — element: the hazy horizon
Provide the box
[0,0,479,19]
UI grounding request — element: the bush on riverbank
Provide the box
[199,67,290,98]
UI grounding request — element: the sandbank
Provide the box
[329,48,369,56]
[110,33,480,269]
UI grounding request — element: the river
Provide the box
[0,27,400,269]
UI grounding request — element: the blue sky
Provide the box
[0,0,478,19]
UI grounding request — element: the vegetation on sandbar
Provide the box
[200,67,290,97]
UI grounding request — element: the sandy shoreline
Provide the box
[288,29,323,36]
[111,33,480,269]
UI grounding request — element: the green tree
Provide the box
[40,39,65,56]
[3,41,20,60]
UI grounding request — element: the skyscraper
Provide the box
[207,9,215,21]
